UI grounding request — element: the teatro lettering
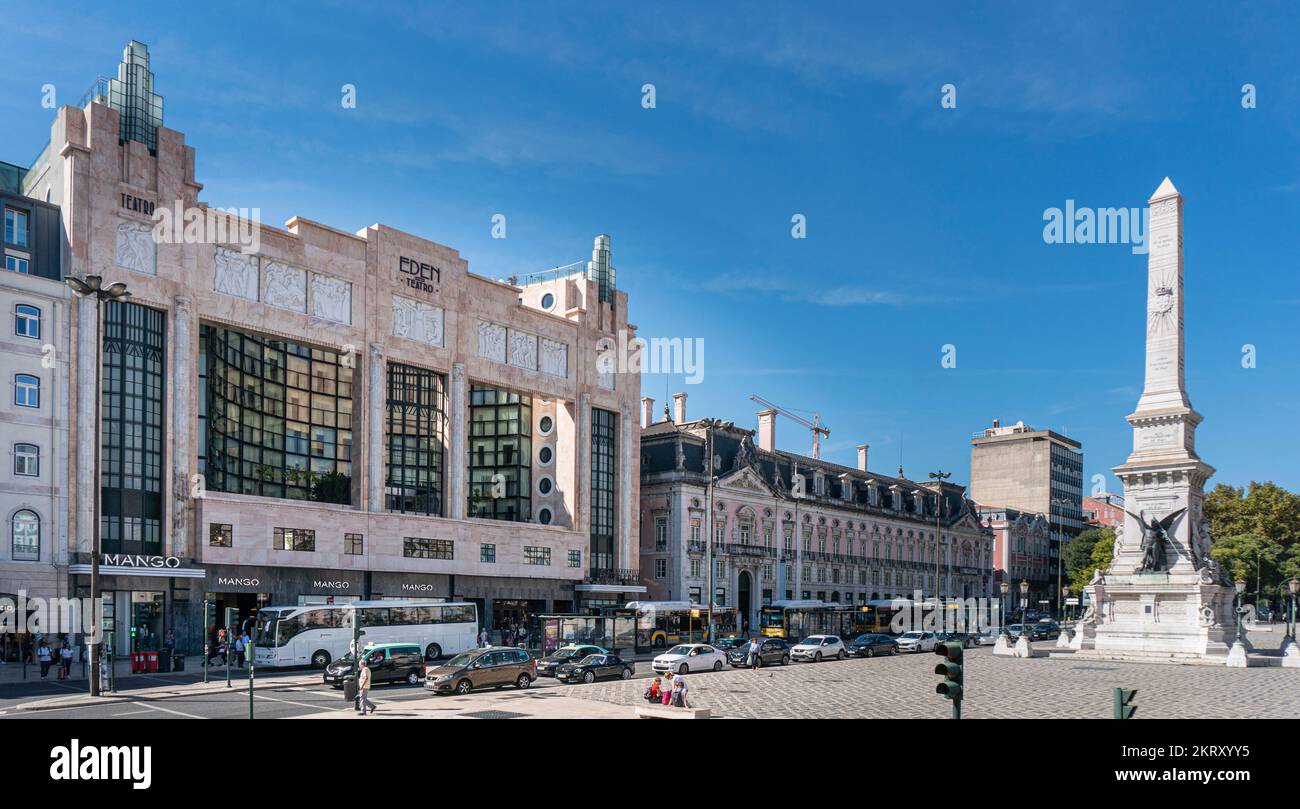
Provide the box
[102,554,182,569]
[119,192,155,216]
[312,580,351,590]
[399,255,441,294]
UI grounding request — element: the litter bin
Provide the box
[144,651,159,672]
[130,652,144,673]
[171,654,184,672]
[157,649,171,673]
[343,675,358,704]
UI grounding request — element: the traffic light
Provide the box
[934,641,964,718]
[1114,687,1137,719]
[224,607,239,631]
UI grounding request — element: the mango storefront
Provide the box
[68,553,207,658]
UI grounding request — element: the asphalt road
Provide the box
[0,661,665,720]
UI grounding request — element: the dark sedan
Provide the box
[725,638,792,668]
[556,653,635,684]
[1033,622,1061,640]
[536,644,608,677]
[935,632,975,649]
[847,633,899,657]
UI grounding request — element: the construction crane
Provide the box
[749,394,831,459]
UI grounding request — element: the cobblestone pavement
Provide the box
[573,641,1300,719]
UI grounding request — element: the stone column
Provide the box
[74,295,98,556]
[449,363,466,519]
[367,343,385,512]
[619,403,633,571]
[170,295,193,557]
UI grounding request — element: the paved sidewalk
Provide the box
[11,670,320,712]
[295,688,636,719]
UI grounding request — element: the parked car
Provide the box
[556,653,635,684]
[323,643,426,688]
[974,631,999,647]
[790,635,847,662]
[1006,624,1031,640]
[847,633,899,657]
[425,647,535,695]
[896,631,939,653]
[652,643,727,674]
[712,636,750,652]
[1032,622,1061,640]
[725,638,792,667]
[535,644,609,678]
[935,631,974,649]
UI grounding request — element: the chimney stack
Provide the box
[640,397,655,428]
[672,392,688,425]
[757,409,777,451]
[856,443,869,472]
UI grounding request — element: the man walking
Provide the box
[356,658,376,715]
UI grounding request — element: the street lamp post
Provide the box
[1019,579,1031,648]
[999,581,1009,637]
[1234,579,1247,646]
[1050,496,1071,622]
[1288,579,1299,643]
[929,471,951,605]
[65,275,131,699]
[1061,585,1071,623]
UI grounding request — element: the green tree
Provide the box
[1210,533,1283,598]
[1067,527,1115,595]
[1205,482,1300,551]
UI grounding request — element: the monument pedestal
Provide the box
[992,634,1015,657]
[1013,635,1039,658]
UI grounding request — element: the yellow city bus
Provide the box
[759,600,874,640]
[625,601,739,649]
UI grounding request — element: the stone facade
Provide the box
[16,46,642,654]
[639,401,994,633]
[976,506,1053,616]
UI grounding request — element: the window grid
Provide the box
[13,443,38,477]
[386,363,446,516]
[209,523,232,547]
[344,533,364,555]
[273,527,315,552]
[590,408,616,571]
[468,385,531,522]
[15,304,39,339]
[524,546,551,566]
[404,537,453,560]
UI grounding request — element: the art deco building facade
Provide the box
[12,42,642,654]
[639,395,994,634]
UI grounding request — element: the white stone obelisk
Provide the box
[1078,178,1236,663]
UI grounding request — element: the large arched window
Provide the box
[11,509,38,561]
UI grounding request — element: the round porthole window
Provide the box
[538,445,554,465]
[538,476,554,495]
[538,508,553,525]
[538,415,554,435]
[541,292,555,311]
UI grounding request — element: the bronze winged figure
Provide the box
[1124,507,1187,573]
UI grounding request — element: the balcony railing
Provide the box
[687,541,706,555]
[585,568,641,586]
[722,543,775,558]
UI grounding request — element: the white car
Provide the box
[896,631,938,653]
[975,631,999,647]
[790,635,847,662]
[652,643,727,674]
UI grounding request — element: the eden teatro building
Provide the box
[7,43,643,656]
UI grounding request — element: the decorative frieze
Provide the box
[116,221,157,276]
[477,321,507,363]
[311,274,352,323]
[391,295,444,346]
[263,260,307,312]
[214,247,259,301]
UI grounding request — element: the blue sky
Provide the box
[3,1,1297,495]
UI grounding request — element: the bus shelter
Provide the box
[538,613,637,657]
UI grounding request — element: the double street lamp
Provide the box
[1050,496,1072,621]
[929,470,951,603]
[1234,578,1247,646]
[999,580,1010,637]
[1019,579,1030,645]
[1289,579,1300,643]
[65,275,131,698]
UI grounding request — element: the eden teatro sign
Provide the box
[399,255,441,294]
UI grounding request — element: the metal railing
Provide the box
[585,567,641,586]
[518,260,587,286]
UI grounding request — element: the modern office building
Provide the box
[639,395,994,634]
[969,418,1083,614]
[19,41,642,655]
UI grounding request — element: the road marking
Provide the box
[253,693,346,711]
[111,709,153,717]
[137,701,205,719]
